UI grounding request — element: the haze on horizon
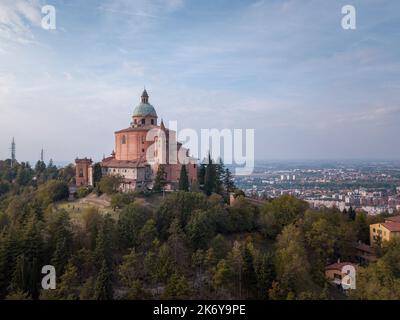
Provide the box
[0,0,399,164]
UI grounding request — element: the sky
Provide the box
[0,0,400,164]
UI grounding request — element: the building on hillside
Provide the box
[370,216,400,246]
[325,261,356,289]
[75,90,197,191]
[354,241,377,265]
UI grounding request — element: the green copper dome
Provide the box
[133,89,157,117]
[133,102,157,117]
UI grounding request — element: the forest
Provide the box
[1,158,400,300]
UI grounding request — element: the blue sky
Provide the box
[0,0,400,164]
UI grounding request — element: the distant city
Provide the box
[234,160,400,215]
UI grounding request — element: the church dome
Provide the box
[133,103,157,117]
[133,89,157,117]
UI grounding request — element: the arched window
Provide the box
[141,119,145,125]
[151,119,154,125]
[121,135,126,144]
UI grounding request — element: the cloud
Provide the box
[0,0,42,45]
[98,0,184,20]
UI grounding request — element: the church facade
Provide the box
[75,90,197,191]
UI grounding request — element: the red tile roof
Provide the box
[325,262,356,271]
[385,216,400,223]
[101,157,148,168]
[382,222,400,232]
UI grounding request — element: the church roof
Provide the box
[133,102,157,117]
[101,157,148,168]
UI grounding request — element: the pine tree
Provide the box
[198,162,206,185]
[0,229,21,299]
[94,260,113,300]
[178,165,189,191]
[213,259,231,293]
[92,163,102,186]
[223,168,235,192]
[204,154,216,196]
[79,277,95,300]
[49,211,73,275]
[94,214,115,270]
[40,261,79,300]
[11,216,44,299]
[348,206,356,221]
[215,158,224,194]
[163,273,190,299]
[153,164,167,192]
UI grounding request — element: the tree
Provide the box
[215,158,224,194]
[155,192,208,239]
[11,216,44,299]
[153,164,167,192]
[139,219,159,252]
[98,175,123,195]
[110,192,135,210]
[204,154,216,196]
[198,162,206,186]
[40,261,79,300]
[209,234,230,260]
[94,260,113,300]
[118,249,148,299]
[355,211,370,244]
[304,218,336,284]
[223,168,235,192]
[348,206,356,221]
[227,241,244,298]
[118,203,151,249]
[259,195,308,239]
[185,210,216,250]
[178,165,189,191]
[94,214,116,270]
[242,239,258,298]
[163,273,191,299]
[16,164,33,186]
[82,207,103,250]
[228,196,256,232]
[47,210,73,275]
[92,163,102,186]
[253,252,274,299]
[155,244,175,284]
[36,180,69,206]
[274,224,314,299]
[167,218,189,269]
[213,259,231,294]
[79,277,95,300]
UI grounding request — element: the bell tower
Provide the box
[75,158,93,187]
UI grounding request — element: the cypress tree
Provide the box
[178,165,189,191]
[153,164,167,192]
[94,260,113,300]
[223,168,235,192]
[204,154,216,196]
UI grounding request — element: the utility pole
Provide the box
[41,147,44,162]
[10,137,16,168]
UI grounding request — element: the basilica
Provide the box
[75,90,198,191]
